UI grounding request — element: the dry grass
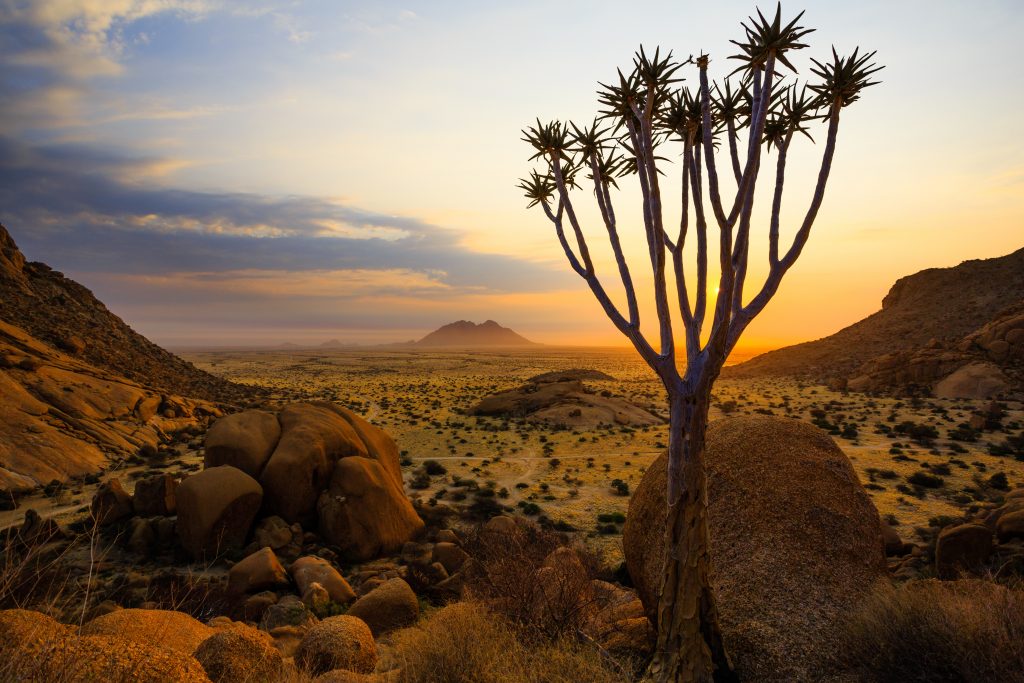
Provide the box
[840,578,1024,683]
[390,601,628,683]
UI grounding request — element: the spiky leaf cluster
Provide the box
[714,78,752,131]
[516,171,556,208]
[809,47,882,108]
[729,3,814,73]
[522,119,571,163]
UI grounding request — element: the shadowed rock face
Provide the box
[624,415,886,682]
[470,379,663,428]
[728,247,1024,397]
[0,223,249,402]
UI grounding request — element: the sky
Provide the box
[1,0,1022,349]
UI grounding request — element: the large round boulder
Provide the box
[204,410,281,478]
[317,456,424,561]
[81,608,216,655]
[344,578,419,636]
[194,626,283,683]
[176,465,263,559]
[296,615,378,676]
[623,415,886,682]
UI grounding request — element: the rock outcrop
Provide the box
[623,416,887,682]
[0,319,219,496]
[728,247,1024,397]
[0,223,249,402]
[200,402,423,561]
[471,379,662,428]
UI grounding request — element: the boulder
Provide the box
[623,416,886,682]
[259,595,318,632]
[935,524,994,578]
[251,515,294,551]
[997,509,1024,542]
[194,626,283,683]
[91,478,134,525]
[227,547,289,596]
[432,542,470,574]
[11,633,209,682]
[82,608,215,655]
[881,522,905,556]
[291,555,356,605]
[132,473,178,517]
[296,615,378,676]
[176,466,263,559]
[933,361,1010,399]
[261,403,370,524]
[303,582,332,615]
[0,609,69,658]
[317,455,424,561]
[345,578,418,636]
[204,410,281,478]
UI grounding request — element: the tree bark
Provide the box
[647,393,736,683]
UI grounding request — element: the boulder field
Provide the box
[624,415,887,682]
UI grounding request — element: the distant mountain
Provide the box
[415,320,536,347]
[0,224,250,402]
[727,246,1024,398]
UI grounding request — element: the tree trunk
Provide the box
[647,393,735,683]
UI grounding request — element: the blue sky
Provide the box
[2,1,1022,347]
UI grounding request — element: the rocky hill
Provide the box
[0,224,250,403]
[0,318,219,498]
[728,247,1024,397]
[415,320,536,347]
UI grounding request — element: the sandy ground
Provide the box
[168,346,1022,564]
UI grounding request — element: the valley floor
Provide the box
[172,346,1024,563]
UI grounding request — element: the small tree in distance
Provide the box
[519,4,880,682]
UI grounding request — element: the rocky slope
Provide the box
[728,247,1024,397]
[0,224,250,403]
[415,320,536,347]
[0,318,219,498]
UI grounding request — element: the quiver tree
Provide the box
[519,4,880,682]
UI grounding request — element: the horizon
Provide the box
[2,1,1022,349]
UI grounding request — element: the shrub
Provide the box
[839,579,1024,682]
[461,521,599,641]
[907,471,944,489]
[390,601,625,683]
[424,460,448,476]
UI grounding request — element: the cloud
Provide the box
[0,135,572,343]
[0,0,210,130]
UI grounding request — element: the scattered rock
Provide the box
[132,473,178,517]
[997,509,1024,542]
[227,547,289,596]
[345,578,418,636]
[91,478,134,525]
[291,555,356,605]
